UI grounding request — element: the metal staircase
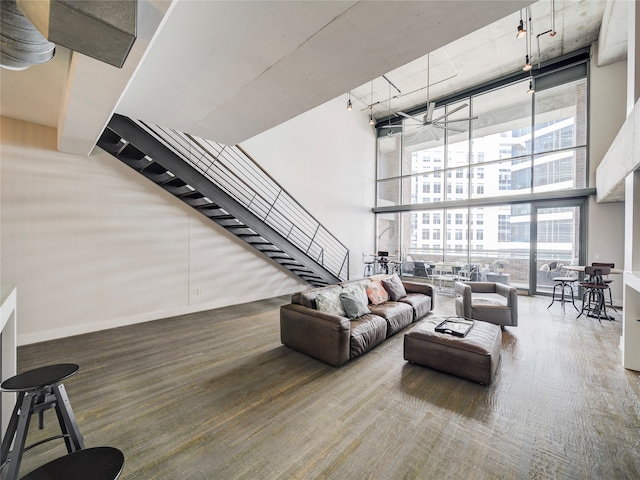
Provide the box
[97,114,349,287]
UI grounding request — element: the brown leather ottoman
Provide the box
[403,315,501,385]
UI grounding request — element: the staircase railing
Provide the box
[133,120,349,281]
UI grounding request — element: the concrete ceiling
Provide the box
[0,0,629,155]
[352,0,625,119]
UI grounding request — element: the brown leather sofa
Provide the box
[280,275,434,367]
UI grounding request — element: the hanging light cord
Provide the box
[369,80,375,125]
[535,0,559,69]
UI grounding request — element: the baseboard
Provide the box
[17,288,299,346]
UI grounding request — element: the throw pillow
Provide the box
[381,274,407,301]
[339,290,370,319]
[366,280,389,305]
[315,289,346,317]
[342,283,369,306]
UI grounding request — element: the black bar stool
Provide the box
[577,266,612,323]
[20,446,124,480]
[548,267,579,313]
[1,364,85,480]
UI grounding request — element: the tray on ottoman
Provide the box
[404,315,501,385]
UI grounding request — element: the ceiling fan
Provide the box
[382,53,477,138]
[397,102,476,134]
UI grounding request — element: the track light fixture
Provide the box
[347,91,352,111]
[527,79,535,94]
[522,7,533,72]
[368,80,375,125]
[516,10,527,39]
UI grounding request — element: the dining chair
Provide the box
[591,262,617,312]
[362,254,375,276]
[577,266,611,323]
[548,263,579,312]
[413,261,427,277]
[545,261,557,286]
[434,264,458,295]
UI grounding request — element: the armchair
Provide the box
[454,281,518,327]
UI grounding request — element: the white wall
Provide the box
[1,99,375,345]
[243,96,377,280]
[588,51,626,304]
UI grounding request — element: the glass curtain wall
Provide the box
[534,204,583,293]
[376,73,588,290]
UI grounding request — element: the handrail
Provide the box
[134,120,349,281]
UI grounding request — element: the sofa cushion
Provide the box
[298,292,317,309]
[366,280,389,305]
[399,293,432,320]
[472,293,508,307]
[340,289,370,319]
[381,274,407,301]
[368,301,414,337]
[350,314,387,358]
[315,289,346,317]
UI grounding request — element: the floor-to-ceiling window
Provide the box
[374,55,590,291]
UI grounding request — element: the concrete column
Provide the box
[628,0,640,115]
[625,2,640,271]
[621,3,640,369]
[625,171,640,272]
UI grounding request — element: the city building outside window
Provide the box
[375,64,587,290]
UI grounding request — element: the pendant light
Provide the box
[522,7,532,71]
[346,91,353,111]
[368,80,375,125]
[516,10,526,39]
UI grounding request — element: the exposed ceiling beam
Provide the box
[16,0,137,68]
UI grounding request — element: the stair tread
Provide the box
[103,117,344,288]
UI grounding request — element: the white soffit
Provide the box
[0,46,70,128]
[57,0,173,155]
[116,0,531,145]
[596,98,640,203]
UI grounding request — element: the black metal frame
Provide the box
[1,383,85,480]
[98,115,348,286]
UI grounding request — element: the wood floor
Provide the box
[10,292,640,479]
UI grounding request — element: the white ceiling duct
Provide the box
[0,0,136,71]
[0,0,55,70]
